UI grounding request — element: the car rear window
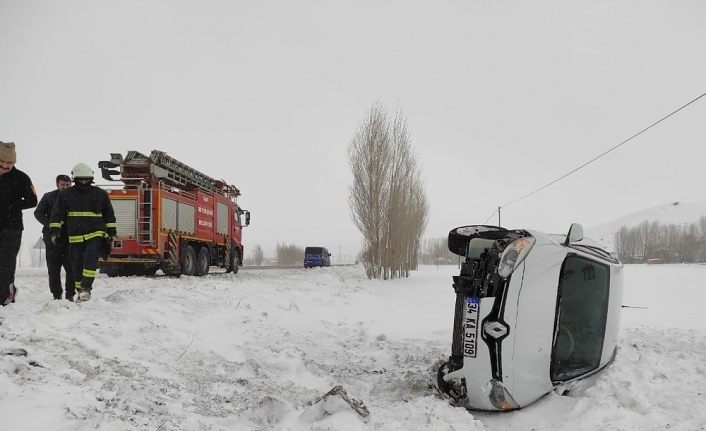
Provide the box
[305,247,324,254]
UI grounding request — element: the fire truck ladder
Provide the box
[137,184,155,246]
[148,150,218,194]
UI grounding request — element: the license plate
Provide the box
[463,297,480,358]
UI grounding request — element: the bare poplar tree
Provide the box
[348,103,428,279]
[243,244,265,266]
[349,104,392,278]
[251,244,264,266]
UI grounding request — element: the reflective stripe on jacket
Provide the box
[49,185,116,243]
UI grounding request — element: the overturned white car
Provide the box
[438,224,623,410]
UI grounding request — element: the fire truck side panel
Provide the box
[107,193,142,256]
[112,198,137,239]
[178,201,196,235]
[195,192,214,240]
[161,195,177,231]
[161,192,198,236]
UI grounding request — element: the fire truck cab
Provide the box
[97,150,250,277]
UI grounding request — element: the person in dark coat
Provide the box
[50,163,116,303]
[34,174,75,301]
[0,141,38,306]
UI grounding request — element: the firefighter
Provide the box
[50,163,116,302]
[34,174,76,301]
[0,141,38,306]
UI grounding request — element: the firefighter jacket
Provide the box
[0,166,38,231]
[49,185,117,244]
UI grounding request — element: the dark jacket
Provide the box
[49,184,117,243]
[34,189,66,243]
[0,167,38,231]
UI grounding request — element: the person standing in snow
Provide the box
[50,163,116,303]
[34,174,76,301]
[0,141,38,306]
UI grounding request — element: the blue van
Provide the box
[304,247,331,268]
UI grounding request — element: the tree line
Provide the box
[242,243,301,266]
[614,217,706,263]
[418,237,458,265]
[243,238,458,267]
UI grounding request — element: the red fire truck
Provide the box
[96,150,250,277]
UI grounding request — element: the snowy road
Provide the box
[1,265,705,430]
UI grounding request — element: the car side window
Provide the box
[551,255,610,382]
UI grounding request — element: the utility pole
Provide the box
[498,206,501,227]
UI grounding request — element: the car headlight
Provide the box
[497,237,535,279]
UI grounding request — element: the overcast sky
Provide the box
[2,0,705,259]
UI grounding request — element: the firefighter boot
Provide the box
[77,289,91,303]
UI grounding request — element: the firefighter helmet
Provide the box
[71,162,94,179]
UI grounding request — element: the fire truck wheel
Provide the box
[196,247,210,276]
[181,245,197,276]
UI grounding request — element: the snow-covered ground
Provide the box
[1,264,704,431]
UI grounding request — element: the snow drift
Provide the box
[1,264,704,430]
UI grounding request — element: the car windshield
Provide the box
[305,247,324,255]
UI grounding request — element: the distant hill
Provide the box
[585,202,706,252]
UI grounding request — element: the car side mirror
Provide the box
[564,223,584,246]
[244,210,251,227]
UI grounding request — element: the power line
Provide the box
[498,91,706,211]
[482,208,498,224]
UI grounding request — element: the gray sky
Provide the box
[2,0,705,259]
